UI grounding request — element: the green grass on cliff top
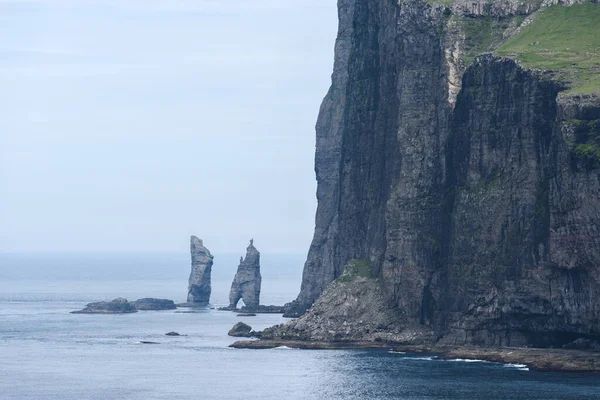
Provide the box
[496,2,600,94]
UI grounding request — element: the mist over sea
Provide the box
[0,252,303,306]
[1,253,598,400]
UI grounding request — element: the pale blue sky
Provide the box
[0,0,338,253]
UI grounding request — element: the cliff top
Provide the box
[497,2,600,94]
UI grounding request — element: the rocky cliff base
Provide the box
[265,261,434,343]
[229,341,600,372]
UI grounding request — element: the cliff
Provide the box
[284,0,600,348]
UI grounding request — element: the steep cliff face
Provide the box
[292,0,451,317]
[441,57,600,346]
[287,0,600,347]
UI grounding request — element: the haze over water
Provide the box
[1,253,599,400]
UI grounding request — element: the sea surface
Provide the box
[1,253,598,400]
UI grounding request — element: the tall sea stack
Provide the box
[277,0,600,347]
[228,240,262,309]
[187,236,214,305]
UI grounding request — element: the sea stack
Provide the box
[228,239,261,309]
[187,236,214,305]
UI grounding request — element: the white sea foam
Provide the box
[388,351,406,354]
[446,358,491,363]
[504,364,530,371]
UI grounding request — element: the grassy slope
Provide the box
[496,2,600,94]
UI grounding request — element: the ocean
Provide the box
[0,253,598,400]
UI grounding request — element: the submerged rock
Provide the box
[228,322,254,337]
[187,236,214,305]
[132,298,176,311]
[228,240,261,309]
[71,298,137,314]
[236,313,256,317]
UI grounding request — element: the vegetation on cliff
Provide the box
[497,2,600,94]
[337,259,374,282]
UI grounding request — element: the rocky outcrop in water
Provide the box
[71,298,137,314]
[280,0,600,348]
[228,240,261,309]
[228,322,254,337]
[132,298,176,311]
[186,236,213,305]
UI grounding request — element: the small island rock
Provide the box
[133,298,176,311]
[165,331,181,336]
[228,322,254,337]
[71,298,137,314]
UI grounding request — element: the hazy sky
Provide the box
[0,0,338,254]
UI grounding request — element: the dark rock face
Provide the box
[228,322,254,337]
[71,298,137,314]
[132,298,176,311]
[228,240,262,309]
[187,236,214,305]
[439,57,600,346]
[285,0,600,347]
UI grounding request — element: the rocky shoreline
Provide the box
[229,340,600,373]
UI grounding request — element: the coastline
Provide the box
[230,340,600,373]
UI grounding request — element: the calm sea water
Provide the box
[1,253,598,400]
